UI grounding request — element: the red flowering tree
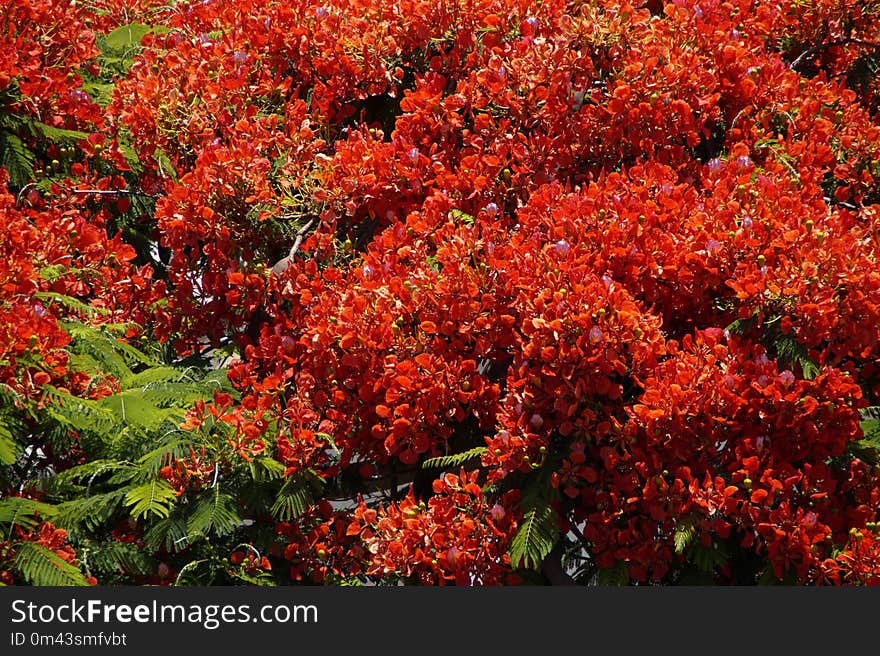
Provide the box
[2,0,880,586]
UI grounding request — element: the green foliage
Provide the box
[102,24,155,53]
[54,490,129,532]
[0,416,19,465]
[80,539,156,580]
[135,439,194,477]
[153,147,178,182]
[860,406,880,440]
[63,321,156,374]
[726,313,819,379]
[0,318,252,583]
[14,542,91,586]
[773,332,819,380]
[248,457,287,482]
[34,292,110,318]
[125,479,178,520]
[686,540,730,574]
[272,471,325,521]
[508,500,559,571]
[38,321,236,463]
[0,498,57,537]
[144,512,191,554]
[187,487,241,538]
[449,208,475,225]
[97,23,169,79]
[0,131,35,187]
[0,392,29,484]
[505,461,562,573]
[848,406,880,465]
[673,518,697,555]
[595,560,630,586]
[28,123,90,144]
[0,106,90,189]
[42,386,118,437]
[421,447,487,470]
[50,459,133,489]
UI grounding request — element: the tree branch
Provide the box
[271,217,317,274]
[67,188,160,198]
[567,518,591,550]
[791,38,879,72]
[824,196,859,211]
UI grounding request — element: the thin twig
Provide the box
[288,217,317,259]
[824,196,859,211]
[271,217,318,274]
[791,38,879,72]
[67,188,161,199]
[274,212,315,221]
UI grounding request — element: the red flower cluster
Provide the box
[0,171,151,400]
[5,0,880,586]
[346,470,519,584]
[0,521,97,586]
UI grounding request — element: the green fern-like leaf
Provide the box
[144,512,190,553]
[0,415,20,465]
[686,540,730,573]
[34,292,110,318]
[272,471,324,521]
[54,489,128,531]
[140,382,220,409]
[81,540,155,578]
[673,518,697,554]
[248,457,287,482]
[421,447,487,470]
[725,317,752,335]
[50,459,133,489]
[124,479,177,520]
[101,23,154,53]
[774,333,819,380]
[172,558,211,586]
[0,498,57,536]
[123,366,195,387]
[39,264,69,283]
[508,502,559,570]
[134,437,194,477]
[42,387,118,437]
[848,406,880,465]
[14,542,91,586]
[187,487,241,538]
[62,321,156,374]
[26,121,89,144]
[153,147,178,182]
[0,131,35,187]
[97,390,181,434]
[596,560,630,586]
[81,80,115,107]
[449,208,475,225]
